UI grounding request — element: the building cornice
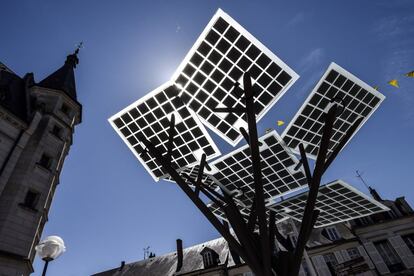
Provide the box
[353,214,414,233]
[0,105,28,130]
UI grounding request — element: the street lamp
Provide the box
[35,236,66,276]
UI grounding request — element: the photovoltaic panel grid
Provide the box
[208,200,250,222]
[268,179,389,228]
[209,130,308,205]
[109,82,221,181]
[208,199,291,226]
[282,62,385,159]
[172,8,299,146]
[163,165,217,187]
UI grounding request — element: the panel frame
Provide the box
[109,81,221,181]
[282,62,385,159]
[209,129,308,204]
[268,179,390,228]
[172,8,299,146]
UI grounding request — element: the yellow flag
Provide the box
[277,120,285,126]
[388,79,399,88]
[405,71,414,78]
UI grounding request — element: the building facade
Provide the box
[302,190,414,276]
[0,52,82,275]
[93,190,414,276]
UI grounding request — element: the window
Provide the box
[51,125,63,138]
[325,226,341,241]
[323,253,338,266]
[39,154,53,170]
[61,103,71,116]
[347,247,361,259]
[403,234,414,254]
[323,253,338,274]
[202,251,213,268]
[374,240,405,272]
[20,190,40,210]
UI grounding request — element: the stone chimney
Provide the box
[176,239,183,272]
[119,261,125,271]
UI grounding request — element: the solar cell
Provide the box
[282,62,385,159]
[163,165,217,187]
[109,82,221,181]
[172,9,299,146]
[209,130,308,205]
[268,179,389,227]
[208,200,251,222]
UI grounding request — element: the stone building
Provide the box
[301,188,414,276]
[93,189,414,276]
[0,51,82,275]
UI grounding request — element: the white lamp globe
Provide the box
[35,236,66,261]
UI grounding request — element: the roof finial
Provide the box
[74,42,83,55]
[65,42,82,69]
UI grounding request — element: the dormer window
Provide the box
[39,154,53,170]
[200,247,220,269]
[323,226,341,241]
[203,251,213,267]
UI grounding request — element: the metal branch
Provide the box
[242,72,273,276]
[247,199,257,233]
[240,127,250,144]
[136,135,250,266]
[290,104,337,276]
[182,173,226,204]
[182,174,223,207]
[269,211,276,256]
[306,210,320,241]
[322,116,364,174]
[194,154,207,196]
[220,191,264,274]
[166,114,176,163]
[298,143,312,186]
[274,225,293,252]
[214,107,245,114]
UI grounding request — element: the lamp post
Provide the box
[35,236,66,276]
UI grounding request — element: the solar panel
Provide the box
[109,82,221,181]
[282,62,385,159]
[209,130,308,205]
[268,179,389,228]
[172,9,299,146]
[163,165,217,187]
[208,200,251,222]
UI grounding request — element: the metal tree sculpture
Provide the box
[138,73,363,276]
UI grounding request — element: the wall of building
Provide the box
[0,86,81,275]
[306,203,414,276]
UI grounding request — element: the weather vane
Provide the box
[75,41,83,54]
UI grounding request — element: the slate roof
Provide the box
[37,53,79,101]
[0,62,28,121]
[92,237,238,276]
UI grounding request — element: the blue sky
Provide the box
[1,1,413,275]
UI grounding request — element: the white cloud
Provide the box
[293,48,325,98]
[298,48,325,72]
[286,12,306,28]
